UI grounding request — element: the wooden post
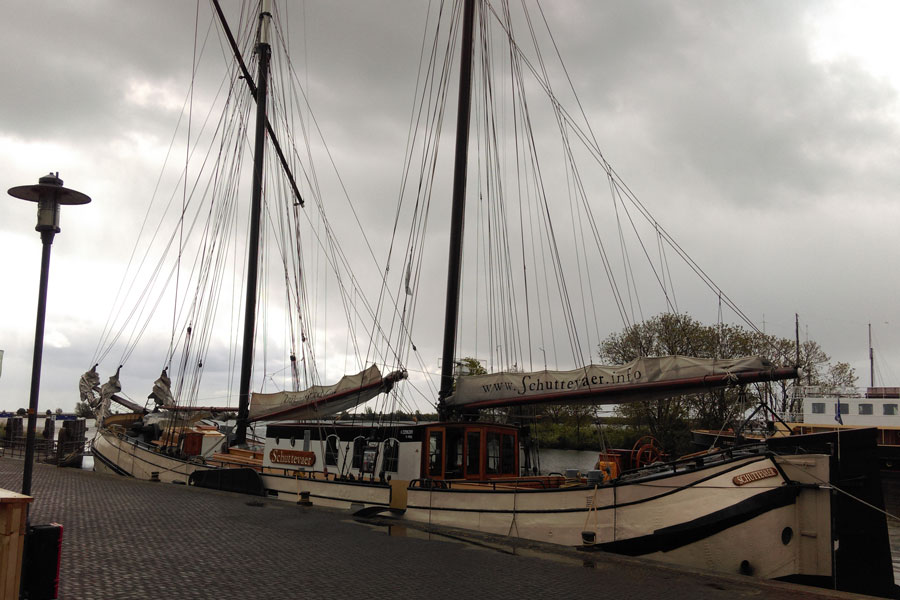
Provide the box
[0,488,32,599]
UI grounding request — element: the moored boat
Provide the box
[78,2,896,596]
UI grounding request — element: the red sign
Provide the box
[269,449,316,467]
[732,467,778,486]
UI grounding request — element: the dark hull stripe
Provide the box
[91,444,133,478]
[583,484,802,556]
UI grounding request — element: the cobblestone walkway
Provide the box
[0,458,854,599]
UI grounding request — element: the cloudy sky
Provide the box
[2,0,900,415]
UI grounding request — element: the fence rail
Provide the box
[1,436,87,467]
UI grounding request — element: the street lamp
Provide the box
[8,172,90,497]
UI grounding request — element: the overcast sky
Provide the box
[2,0,900,414]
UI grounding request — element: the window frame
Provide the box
[325,434,339,466]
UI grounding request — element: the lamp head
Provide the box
[8,172,91,233]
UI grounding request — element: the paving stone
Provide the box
[0,458,854,600]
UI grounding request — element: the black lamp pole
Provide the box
[8,173,90,497]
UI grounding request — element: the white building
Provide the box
[796,386,900,428]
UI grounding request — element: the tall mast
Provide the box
[235,0,272,445]
[437,0,477,419]
[869,322,874,388]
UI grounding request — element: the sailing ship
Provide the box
[80,2,895,596]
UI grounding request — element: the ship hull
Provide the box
[92,429,212,484]
[403,452,831,580]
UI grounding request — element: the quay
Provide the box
[0,458,870,599]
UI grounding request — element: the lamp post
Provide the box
[8,172,90,497]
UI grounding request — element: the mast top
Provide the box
[258,0,272,46]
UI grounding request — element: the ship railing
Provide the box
[775,411,803,423]
[271,468,392,485]
[409,476,564,490]
[798,386,864,398]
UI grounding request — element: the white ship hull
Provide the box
[92,429,213,484]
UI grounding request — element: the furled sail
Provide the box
[148,369,174,407]
[248,365,408,422]
[446,356,799,410]
[78,364,100,406]
[95,366,123,423]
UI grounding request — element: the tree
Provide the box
[824,362,857,389]
[74,401,93,418]
[458,357,486,376]
[598,313,851,455]
[15,408,25,416]
[599,314,765,452]
[565,405,596,445]
[766,337,830,413]
[599,313,853,453]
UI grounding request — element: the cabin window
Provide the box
[428,430,443,477]
[362,446,378,474]
[859,403,874,415]
[352,437,366,470]
[445,429,464,479]
[811,403,825,414]
[466,430,481,477]
[325,435,339,466]
[835,403,849,416]
[486,432,501,475]
[501,434,516,475]
[382,439,399,473]
[884,404,898,416]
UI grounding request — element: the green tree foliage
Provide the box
[458,357,487,376]
[74,401,94,418]
[824,362,857,389]
[598,313,839,455]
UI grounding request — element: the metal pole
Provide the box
[869,323,874,388]
[438,0,477,418]
[21,230,55,496]
[9,172,90,497]
[235,1,272,445]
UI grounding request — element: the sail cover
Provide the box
[446,356,799,410]
[94,367,123,423]
[78,365,100,406]
[148,369,174,407]
[248,365,407,422]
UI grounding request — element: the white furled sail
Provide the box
[248,365,407,422]
[96,367,123,423]
[148,369,174,407]
[447,355,799,410]
[78,364,100,406]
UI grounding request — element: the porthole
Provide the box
[781,526,793,545]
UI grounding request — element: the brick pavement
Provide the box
[0,458,865,600]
